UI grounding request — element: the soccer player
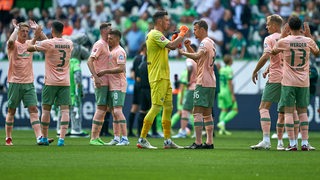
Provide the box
[27,20,73,146]
[87,22,112,146]
[55,35,91,137]
[172,44,198,138]
[97,29,129,146]
[217,54,238,136]
[136,10,188,149]
[272,15,320,151]
[179,20,216,149]
[5,19,52,145]
[250,14,285,150]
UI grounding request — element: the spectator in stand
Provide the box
[57,0,78,8]
[231,0,251,41]
[267,0,280,14]
[110,10,127,33]
[61,17,73,36]
[79,4,92,31]
[125,18,145,58]
[54,6,66,20]
[138,0,154,16]
[110,0,123,14]
[208,0,225,24]
[27,9,39,22]
[230,31,247,59]
[39,9,53,27]
[91,1,110,29]
[137,11,150,34]
[291,0,306,21]
[67,6,78,25]
[9,8,25,23]
[72,17,86,36]
[218,9,237,56]
[278,0,294,21]
[122,0,139,16]
[208,22,223,58]
[182,0,198,20]
[193,0,214,16]
[304,0,320,34]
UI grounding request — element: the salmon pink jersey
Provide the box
[35,37,73,86]
[108,45,127,92]
[186,58,197,90]
[263,32,283,83]
[90,39,110,86]
[274,35,319,87]
[196,37,216,87]
[7,40,34,83]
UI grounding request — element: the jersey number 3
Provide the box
[57,50,66,67]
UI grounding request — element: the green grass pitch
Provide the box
[0,129,319,180]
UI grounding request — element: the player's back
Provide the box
[279,35,315,87]
[43,37,73,86]
[219,65,232,92]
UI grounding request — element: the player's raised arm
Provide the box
[166,25,189,50]
[7,19,19,50]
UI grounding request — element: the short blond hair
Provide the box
[267,14,283,26]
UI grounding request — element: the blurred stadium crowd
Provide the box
[0,0,320,60]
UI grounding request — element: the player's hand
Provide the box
[280,23,290,38]
[171,33,178,41]
[12,19,18,29]
[262,68,269,78]
[303,22,312,38]
[171,33,182,48]
[34,25,42,39]
[93,77,102,88]
[97,70,107,77]
[184,39,191,47]
[178,25,189,37]
[29,20,39,30]
[252,72,258,84]
[178,48,185,55]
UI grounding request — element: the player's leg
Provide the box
[296,87,314,150]
[202,87,215,149]
[128,103,138,137]
[100,109,112,136]
[282,86,297,151]
[5,83,23,145]
[251,83,281,150]
[90,86,108,145]
[23,83,42,142]
[276,112,285,150]
[5,108,16,146]
[222,101,238,129]
[55,86,71,146]
[217,92,232,134]
[293,109,300,145]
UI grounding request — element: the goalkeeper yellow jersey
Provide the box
[146,29,170,82]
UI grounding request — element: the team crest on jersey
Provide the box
[264,43,268,48]
[199,43,204,47]
[160,36,166,41]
